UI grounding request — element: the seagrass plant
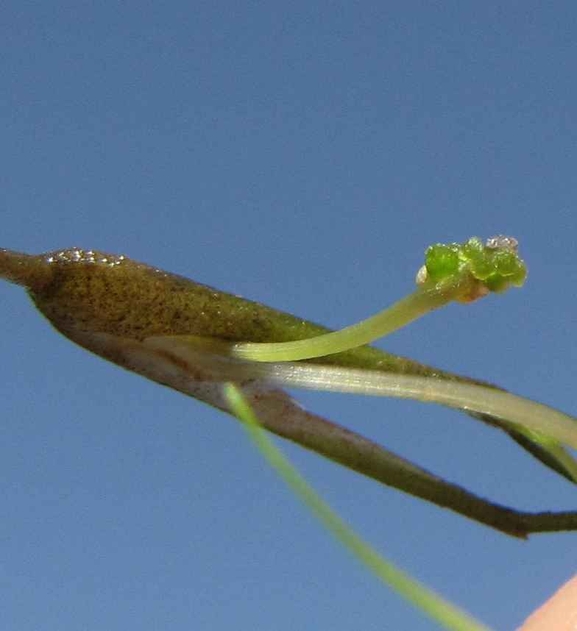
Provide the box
[2,236,576,630]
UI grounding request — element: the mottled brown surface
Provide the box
[3,247,577,535]
[3,246,454,378]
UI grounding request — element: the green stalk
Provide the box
[230,280,461,361]
[230,236,527,362]
[235,362,577,454]
[225,383,492,631]
[148,336,577,467]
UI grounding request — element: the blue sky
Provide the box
[2,3,576,629]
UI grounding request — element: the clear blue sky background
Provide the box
[2,3,576,630]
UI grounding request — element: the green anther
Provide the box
[461,237,494,279]
[422,244,461,283]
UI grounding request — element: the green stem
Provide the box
[234,362,577,452]
[229,236,527,363]
[225,384,491,631]
[146,334,577,455]
[231,277,465,362]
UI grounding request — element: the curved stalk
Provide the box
[230,278,465,361]
[243,362,577,452]
[230,236,527,362]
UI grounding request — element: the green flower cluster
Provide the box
[423,236,527,293]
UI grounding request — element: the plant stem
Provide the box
[230,276,466,362]
[234,362,577,451]
[226,384,492,631]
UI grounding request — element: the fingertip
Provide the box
[518,574,577,630]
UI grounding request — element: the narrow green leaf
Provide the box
[225,383,492,631]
